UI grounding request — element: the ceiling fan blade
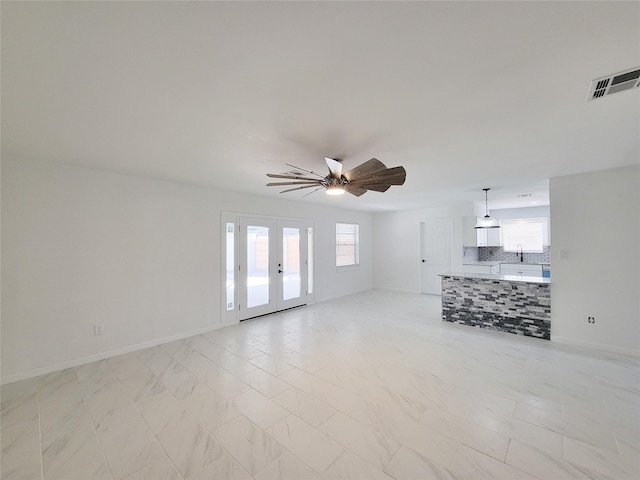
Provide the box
[279,185,321,194]
[267,173,321,181]
[343,158,387,182]
[285,163,325,178]
[361,184,390,193]
[302,186,324,197]
[348,166,406,186]
[267,181,321,186]
[345,185,367,197]
[325,157,343,178]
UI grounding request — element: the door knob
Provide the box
[422,260,426,263]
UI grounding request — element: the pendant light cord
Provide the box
[484,188,490,216]
[485,189,488,215]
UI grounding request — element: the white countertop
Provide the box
[463,261,551,267]
[440,271,551,284]
[462,260,502,266]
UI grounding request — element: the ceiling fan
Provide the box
[266,157,406,197]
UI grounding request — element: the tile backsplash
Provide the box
[463,246,551,264]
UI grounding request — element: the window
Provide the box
[501,218,549,253]
[336,223,359,267]
[225,222,235,311]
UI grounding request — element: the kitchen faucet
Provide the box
[517,244,524,262]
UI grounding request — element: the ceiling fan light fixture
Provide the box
[266,156,406,197]
[475,188,500,229]
[326,185,345,196]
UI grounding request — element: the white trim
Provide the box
[0,324,223,385]
[222,210,310,223]
[552,335,639,358]
[336,265,360,273]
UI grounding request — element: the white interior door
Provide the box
[239,217,307,320]
[421,218,453,295]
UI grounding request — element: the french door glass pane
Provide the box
[247,225,269,308]
[282,227,301,301]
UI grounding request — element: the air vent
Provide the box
[587,67,640,101]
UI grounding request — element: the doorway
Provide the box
[238,217,308,320]
[420,218,453,295]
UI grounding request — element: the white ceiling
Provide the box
[2,1,639,212]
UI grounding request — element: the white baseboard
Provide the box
[0,324,223,385]
[552,335,639,358]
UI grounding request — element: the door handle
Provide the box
[278,269,283,273]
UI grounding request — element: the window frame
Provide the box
[500,217,549,253]
[335,222,360,269]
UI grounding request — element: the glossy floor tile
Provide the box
[1,290,639,479]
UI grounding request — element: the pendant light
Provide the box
[475,188,500,229]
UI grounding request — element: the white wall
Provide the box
[550,165,639,356]
[491,206,551,220]
[1,157,373,382]
[373,203,474,293]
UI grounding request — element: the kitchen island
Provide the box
[439,272,550,340]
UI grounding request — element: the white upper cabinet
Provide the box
[463,217,501,246]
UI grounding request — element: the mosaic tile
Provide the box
[441,275,551,339]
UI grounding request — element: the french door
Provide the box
[238,217,308,320]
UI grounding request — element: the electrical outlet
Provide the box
[587,316,595,324]
[94,324,104,335]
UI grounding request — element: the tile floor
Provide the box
[1,290,639,479]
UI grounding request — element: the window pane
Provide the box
[336,223,359,266]
[226,223,235,311]
[501,218,545,253]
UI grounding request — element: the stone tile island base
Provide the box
[440,273,551,340]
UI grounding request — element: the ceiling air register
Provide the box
[586,67,640,101]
